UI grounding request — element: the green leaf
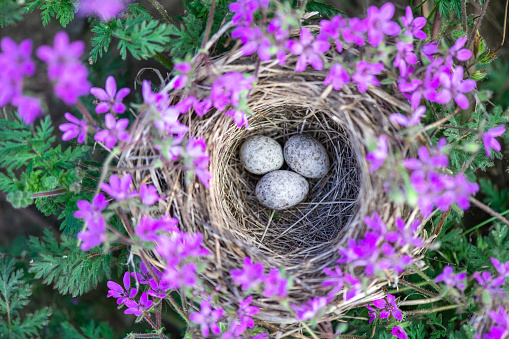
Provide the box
[0,0,24,28]
[0,257,52,338]
[90,21,114,63]
[60,320,115,339]
[24,0,75,27]
[28,229,112,297]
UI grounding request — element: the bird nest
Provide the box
[117,47,431,323]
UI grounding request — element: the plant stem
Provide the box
[94,147,121,196]
[388,280,434,294]
[404,304,462,315]
[76,99,96,127]
[32,188,68,198]
[144,315,158,331]
[462,0,467,32]
[399,294,444,306]
[425,106,462,131]
[300,321,320,339]
[201,0,217,49]
[165,294,190,323]
[398,279,438,297]
[463,209,509,235]
[410,265,441,293]
[154,52,173,70]
[467,0,491,50]
[469,196,509,226]
[147,0,175,25]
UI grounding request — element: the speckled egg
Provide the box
[255,170,309,210]
[284,135,330,179]
[240,135,284,175]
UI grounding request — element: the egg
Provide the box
[256,170,309,210]
[240,135,284,175]
[284,135,330,179]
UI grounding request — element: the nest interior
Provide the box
[119,53,420,323]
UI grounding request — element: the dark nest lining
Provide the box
[221,108,360,259]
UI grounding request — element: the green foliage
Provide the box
[0,116,93,234]
[306,0,344,19]
[467,224,509,273]
[166,14,204,59]
[0,257,52,338]
[60,320,115,339]
[0,0,24,28]
[24,0,75,27]
[479,177,509,212]
[28,229,112,297]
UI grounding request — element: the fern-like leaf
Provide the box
[28,229,112,297]
[24,0,75,26]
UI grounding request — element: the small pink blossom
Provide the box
[324,63,350,90]
[94,113,131,149]
[491,257,509,278]
[147,278,171,298]
[323,265,345,295]
[390,106,425,127]
[77,217,106,251]
[236,296,260,333]
[230,257,264,291]
[124,292,153,317]
[366,304,377,324]
[107,271,138,305]
[140,183,163,206]
[401,6,427,40]
[12,96,44,125]
[292,297,329,321]
[155,232,210,266]
[365,3,401,47]
[74,193,109,222]
[352,61,383,93]
[52,63,91,105]
[78,0,128,21]
[285,27,330,72]
[434,266,467,290]
[0,37,35,80]
[90,76,130,114]
[100,173,139,201]
[392,326,408,339]
[185,138,212,188]
[135,215,179,242]
[263,268,288,298]
[59,113,88,143]
[190,299,224,338]
[373,294,402,320]
[437,66,476,110]
[366,134,388,173]
[162,262,198,289]
[482,125,505,157]
[449,37,472,62]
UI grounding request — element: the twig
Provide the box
[201,0,217,49]
[399,294,443,306]
[147,0,175,25]
[467,0,491,50]
[469,196,509,225]
[462,0,467,33]
[424,106,462,131]
[404,304,462,315]
[410,265,441,293]
[398,279,438,297]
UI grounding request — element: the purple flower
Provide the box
[319,15,346,52]
[154,105,189,139]
[342,18,367,46]
[231,257,264,291]
[171,62,192,89]
[373,294,402,320]
[377,243,413,274]
[285,27,330,72]
[162,262,198,289]
[236,296,260,333]
[421,42,439,60]
[385,218,423,248]
[107,272,138,305]
[401,6,427,40]
[78,0,127,21]
[366,134,388,172]
[36,31,85,81]
[77,217,106,251]
[473,271,506,298]
[185,138,212,188]
[225,109,250,129]
[12,96,44,125]
[323,265,345,295]
[190,299,224,338]
[142,80,170,111]
[59,113,88,143]
[90,76,130,114]
[436,173,479,211]
[147,278,171,298]
[0,37,35,81]
[155,232,210,266]
[136,215,179,242]
[131,261,163,284]
[393,42,417,77]
[365,3,401,47]
[392,326,408,339]
[100,173,139,201]
[211,72,255,110]
[437,66,476,109]
[344,274,362,300]
[232,26,272,61]
[338,232,380,275]
[449,37,472,62]
[364,212,387,239]
[74,193,109,222]
[292,297,329,321]
[124,292,153,317]
[324,63,350,90]
[434,266,467,290]
[491,257,509,278]
[229,0,262,25]
[487,306,509,339]
[366,304,377,324]
[390,106,426,127]
[352,61,383,93]
[263,268,288,298]
[53,63,91,105]
[140,183,163,206]
[482,125,505,157]
[0,75,21,108]
[94,113,131,149]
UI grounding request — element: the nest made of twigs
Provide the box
[117,37,434,324]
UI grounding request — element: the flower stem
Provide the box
[300,321,320,339]
[32,188,68,198]
[76,99,96,128]
[399,294,444,306]
[398,279,438,297]
[201,0,217,49]
[144,315,158,331]
[469,196,509,226]
[165,294,190,324]
[403,304,462,315]
[147,0,175,25]
[410,265,441,293]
